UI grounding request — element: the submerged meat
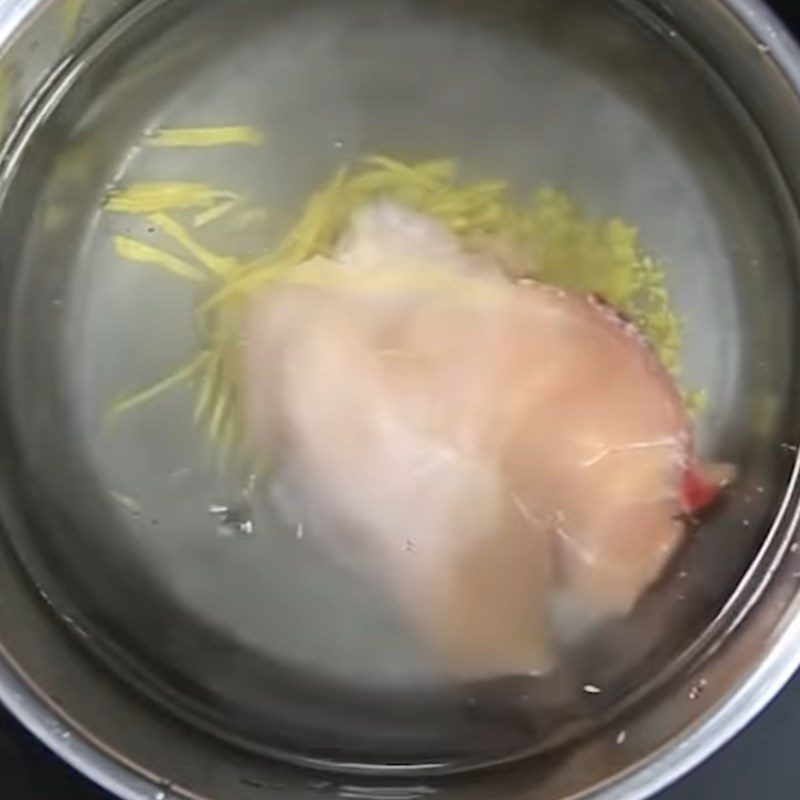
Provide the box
[240,203,722,679]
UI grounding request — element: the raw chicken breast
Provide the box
[239,203,720,679]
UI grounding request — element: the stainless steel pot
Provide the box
[0,1,799,798]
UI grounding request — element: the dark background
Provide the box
[2,0,800,797]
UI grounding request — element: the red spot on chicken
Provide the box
[679,463,736,516]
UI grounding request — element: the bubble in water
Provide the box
[210,502,255,538]
[688,678,708,701]
[111,491,141,517]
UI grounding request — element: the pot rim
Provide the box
[0,1,799,799]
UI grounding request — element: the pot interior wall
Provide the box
[0,0,796,789]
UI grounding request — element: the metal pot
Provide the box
[0,0,799,798]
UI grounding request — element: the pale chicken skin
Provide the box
[239,203,720,679]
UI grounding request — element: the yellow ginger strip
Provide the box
[106,182,239,214]
[113,235,207,282]
[108,350,212,425]
[0,68,10,135]
[194,354,221,424]
[146,126,264,148]
[193,198,240,228]
[62,0,85,42]
[148,213,239,278]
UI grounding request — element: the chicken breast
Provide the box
[239,203,719,679]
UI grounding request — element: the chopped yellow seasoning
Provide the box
[684,388,709,415]
[146,126,265,148]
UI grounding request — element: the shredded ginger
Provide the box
[107,155,685,463]
[146,126,265,148]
